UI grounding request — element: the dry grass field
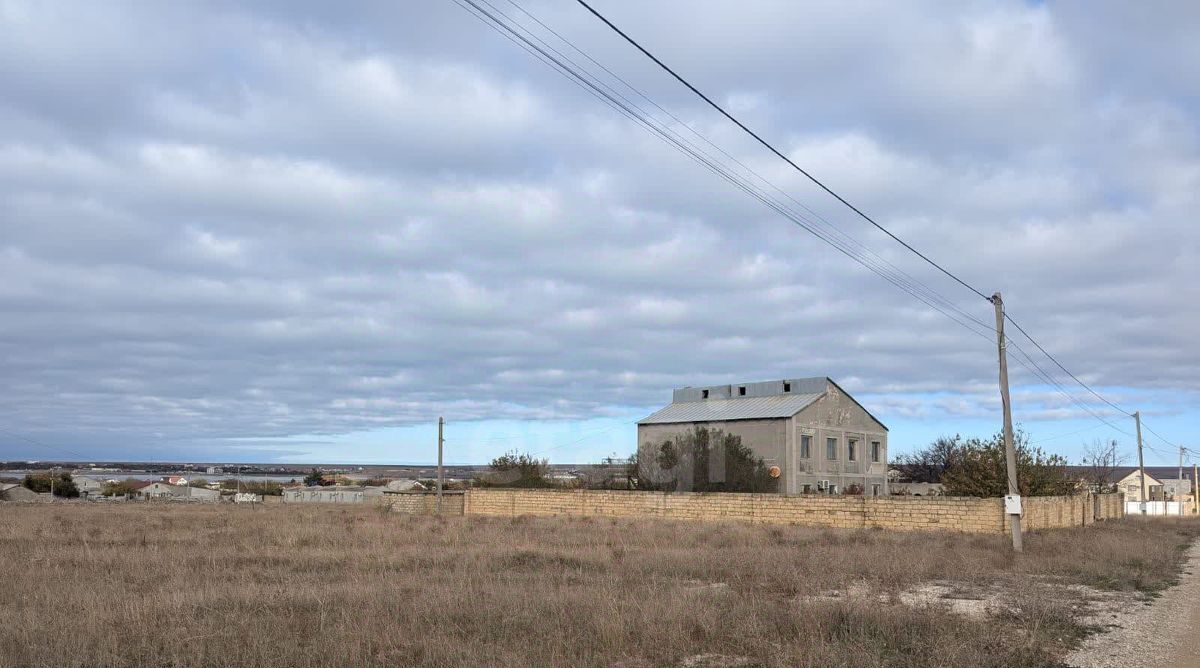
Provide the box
[2,504,1198,668]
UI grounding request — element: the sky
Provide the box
[1,1,1198,466]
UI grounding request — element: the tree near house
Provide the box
[303,468,328,487]
[641,426,778,493]
[22,473,79,498]
[892,436,958,483]
[102,480,140,497]
[900,431,1075,497]
[479,451,551,488]
[1079,439,1127,493]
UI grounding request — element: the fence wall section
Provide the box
[1123,501,1192,517]
[385,491,465,515]
[459,489,1124,534]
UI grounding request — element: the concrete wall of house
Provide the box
[463,488,1124,533]
[139,483,177,498]
[1116,471,1164,502]
[636,418,786,491]
[180,487,220,501]
[789,381,888,495]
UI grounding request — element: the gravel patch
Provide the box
[797,579,1132,624]
[1065,540,1200,668]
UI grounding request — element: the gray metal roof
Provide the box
[638,392,823,425]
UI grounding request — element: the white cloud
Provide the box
[0,0,1198,461]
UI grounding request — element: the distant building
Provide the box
[282,486,366,504]
[135,482,177,498]
[132,481,219,501]
[205,466,224,475]
[1116,470,1164,502]
[163,476,188,486]
[384,479,427,492]
[0,483,40,502]
[178,486,220,502]
[638,377,888,495]
[72,475,105,498]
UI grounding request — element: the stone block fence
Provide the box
[392,488,1124,534]
[382,490,465,515]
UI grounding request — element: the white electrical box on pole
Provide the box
[992,292,1023,553]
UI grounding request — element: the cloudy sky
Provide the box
[2,0,1197,466]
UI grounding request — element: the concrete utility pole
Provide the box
[992,292,1023,553]
[1135,411,1146,514]
[1180,446,1185,516]
[436,417,445,514]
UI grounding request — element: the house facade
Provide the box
[1116,470,1164,502]
[135,481,179,499]
[72,475,105,498]
[637,377,888,495]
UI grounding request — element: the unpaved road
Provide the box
[1067,541,1200,668]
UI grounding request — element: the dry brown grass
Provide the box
[1,504,1197,667]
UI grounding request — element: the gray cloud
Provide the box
[1,0,1198,459]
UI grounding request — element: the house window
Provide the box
[826,437,837,460]
[801,483,812,494]
[800,435,811,458]
[872,484,881,497]
[702,389,709,399]
[871,441,881,463]
[738,386,746,396]
[848,439,858,462]
[783,382,791,392]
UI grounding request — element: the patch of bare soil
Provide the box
[1065,541,1200,668]
[799,577,1139,625]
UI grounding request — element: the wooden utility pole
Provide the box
[1193,462,1198,515]
[992,292,1023,552]
[436,417,445,514]
[1135,411,1146,514]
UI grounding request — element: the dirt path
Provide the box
[1066,541,1200,668]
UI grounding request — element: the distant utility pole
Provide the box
[1135,411,1146,514]
[1180,445,1185,516]
[1193,462,1198,515]
[992,292,1023,553]
[436,417,445,514]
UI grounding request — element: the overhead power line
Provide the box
[1001,313,1132,417]
[569,0,1173,444]
[572,0,992,303]
[456,0,1170,450]
[453,0,998,345]
[0,427,90,461]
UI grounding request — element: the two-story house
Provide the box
[637,377,888,495]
